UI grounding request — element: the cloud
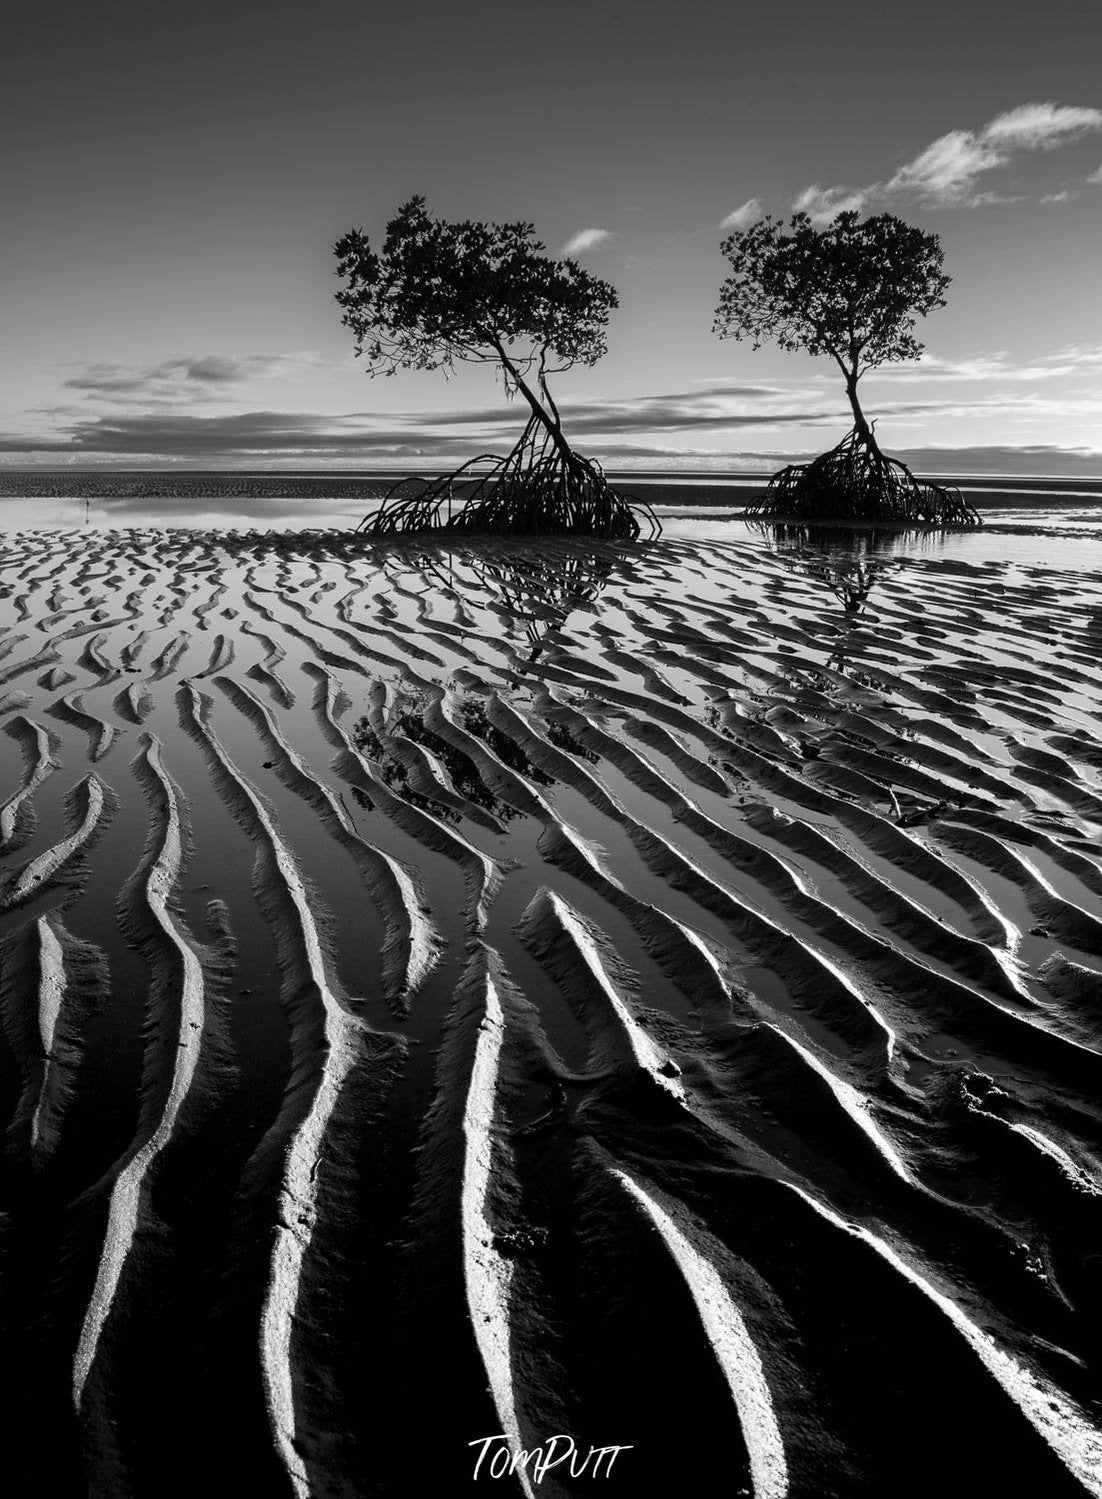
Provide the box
[882,129,1005,204]
[863,444,1102,478]
[62,353,324,404]
[863,344,1102,383]
[862,393,1102,426]
[719,198,763,231]
[560,228,613,256]
[793,101,1102,219]
[1087,165,1102,185]
[550,405,834,436]
[7,354,1102,465]
[0,410,454,459]
[0,384,845,463]
[791,185,870,220]
[421,380,791,433]
[979,102,1102,150]
[0,394,990,460]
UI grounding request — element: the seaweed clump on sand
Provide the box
[714,208,983,527]
[334,196,659,542]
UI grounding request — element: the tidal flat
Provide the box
[1,489,1101,1497]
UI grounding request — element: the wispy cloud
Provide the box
[540,400,834,437]
[560,228,613,256]
[1087,165,1102,184]
[881,130,1005,205]
[421,380,796,435]
[0,410,461,459]
[719,198,763,231]
[979,102,1102,150]
[793,101,1102,219]
[858,392,1102,426]
[855,354,1021,383]
[0,386,840,461]
[63,353,323,405]
[857,444,1102,478]
[7,352,1102,465]
[863,344,1102,383]
[791,185,871,221]
[0,398,1009,460]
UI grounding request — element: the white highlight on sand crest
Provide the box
[543,889,686,1102]
[217,674,437,1000]
[4,774,105,909]
[1008,1122,1101,1195]
[461,971,535,1499]
[613,1167,788,1499]
[185,684,367,1499]
[0,716,57,847]
[787,1184,1102,1496]
[766,1024,912,1183]
[73,737,203,1404]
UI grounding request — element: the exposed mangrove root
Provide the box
[747,427,982,527]
[357,415,661,541]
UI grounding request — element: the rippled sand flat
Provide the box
[1,524,1101,1497]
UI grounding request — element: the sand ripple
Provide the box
[0,525,1100,1497]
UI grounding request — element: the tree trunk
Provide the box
[845,378,881,457]
[492,341,577,467]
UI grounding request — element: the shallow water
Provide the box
[664,507,1102,572]
[0,507,1100,1497]
[5,484,1102,564]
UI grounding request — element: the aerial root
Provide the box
[357,417,661,540]
[746,427,982,526]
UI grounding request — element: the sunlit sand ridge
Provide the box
[0,524,1100,1497]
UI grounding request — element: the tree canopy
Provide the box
[713,210,950,385]
[333,196,618,394]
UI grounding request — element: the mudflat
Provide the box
[1,518,1100,1496]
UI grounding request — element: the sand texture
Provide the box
[0,524,1100,1497]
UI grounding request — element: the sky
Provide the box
[3,0,1101,475]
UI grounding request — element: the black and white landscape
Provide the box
[2,1,1101,1494]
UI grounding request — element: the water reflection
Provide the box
[393,540,616,666]
[759,522,932,556]
[469,547,613,662]
[754,523,930,618]
[0,491,375,532]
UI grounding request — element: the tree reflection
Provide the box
[755,522,925,619]
[469,545,614,663]
[392,539,617,667]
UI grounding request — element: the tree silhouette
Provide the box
[714,211,980,525]
[334,197,656,539]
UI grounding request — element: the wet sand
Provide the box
[0,521,1100,1496]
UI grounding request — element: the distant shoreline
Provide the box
[2,469,1102,510]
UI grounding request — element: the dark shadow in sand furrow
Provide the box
[178,680,407,1497]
